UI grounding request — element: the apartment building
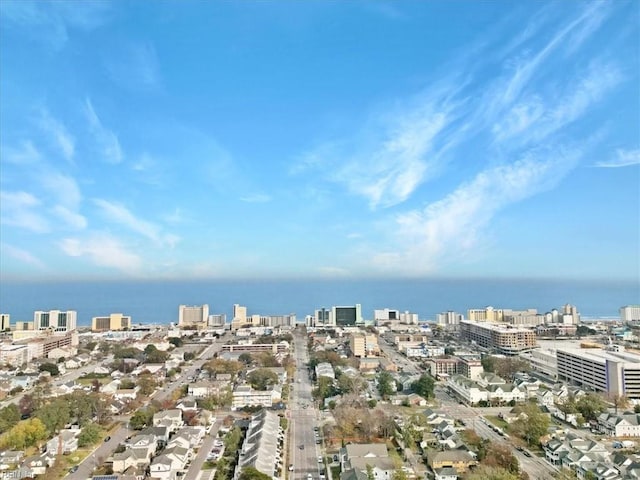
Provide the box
[92,313,132,332]
[556,347,640,399]
[621,305,640,322]
[467,306,504,322]
[349,332,379,357]
[178,305,209,330]
[427,356,482,380]
[34,310,77,333]
[231,304,295,330]
[460,321,537,355]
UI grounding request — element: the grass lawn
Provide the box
[331,466,341,480]
[77,377,111,386]
[485,415,509,430]
[203,461,217,470]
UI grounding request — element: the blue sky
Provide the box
[0,1,638,282]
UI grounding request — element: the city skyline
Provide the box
[1,1,639,281]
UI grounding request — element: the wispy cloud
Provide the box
[595,149,640,168]
[382,148,582,273]
[492,61,622,147]
[1,141,41,165]
[39,172,87,229]
[93,198,179,247]
[0,190,50,233]
[0,1,111,50]
[0,243,45,269]
[59,233,142,273]
[37,109,75,162]
[84,99,123,164]
[295,87,460,209]
[240,193,271,203]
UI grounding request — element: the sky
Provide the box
[0,1,639,282]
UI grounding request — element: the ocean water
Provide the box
[0,278,637,325]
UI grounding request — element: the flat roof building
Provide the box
[92,313,132,332]
[557,347,640,399]
[460,320,537,355]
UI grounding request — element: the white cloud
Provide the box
[85,99,123,164]
[1,141,41,165]
[38,109,75,161]
[0,191,50,233]
[59,233,142,273]
[40,172,82,209]
[0,1,111,50]
[382,149,581,273]
[297,92,458,209]
[595,149,640,168]
[493,61,622,147]
[93,198,178,247]
[1,243,45,269]
[52,205,87,230]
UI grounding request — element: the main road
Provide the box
[290,329,325,480]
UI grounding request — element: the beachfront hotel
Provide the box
[91,313,132,332]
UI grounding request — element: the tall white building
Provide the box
[621,305,640,322]
[178,304,209,329]
[436,311,463,328]
[34,310,77,333]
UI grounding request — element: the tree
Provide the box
[19,394,35,417]
[168,337,183,348]
[465,465,519,480]
[608,394,630,415]
[137,374,157,396]
[314,376,335,401]
[0,418,47,450]
[411,374,435,399]
[391,469,408,480]
[246,368,279,391]
[576,393,607,422]
[0,404,21,434]
[634,404,640,414]
[557,394,578,422]
[130,408,155,430]
[36,399,70,434]
[494,357,530,382]
[239,467,271,480]
[377,371,394,400]
[482,355,497,373]
[510,403,550,447]
[239,353,253,365]
[78,423,101,447]
[483,443,520,475]
[144,344,169,363]
[38,363,59,376]
[184,352,196,361]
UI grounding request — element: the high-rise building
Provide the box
[349,332,379,357]
[333,304,362,326]
[436,311,463,328]
[620,305,640,322]
[208,314,227,328]
[467,306,504,322]
[92,313,132,332]
[34,310,77,333]
[0,314,10,331]
[178,305,209,330]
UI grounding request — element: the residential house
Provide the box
[434,467,459,480]
[427,450,477,474]
[597,413,640,438]
[46,429,80,455]
[340,443,396,480]
[152,409,184,433]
